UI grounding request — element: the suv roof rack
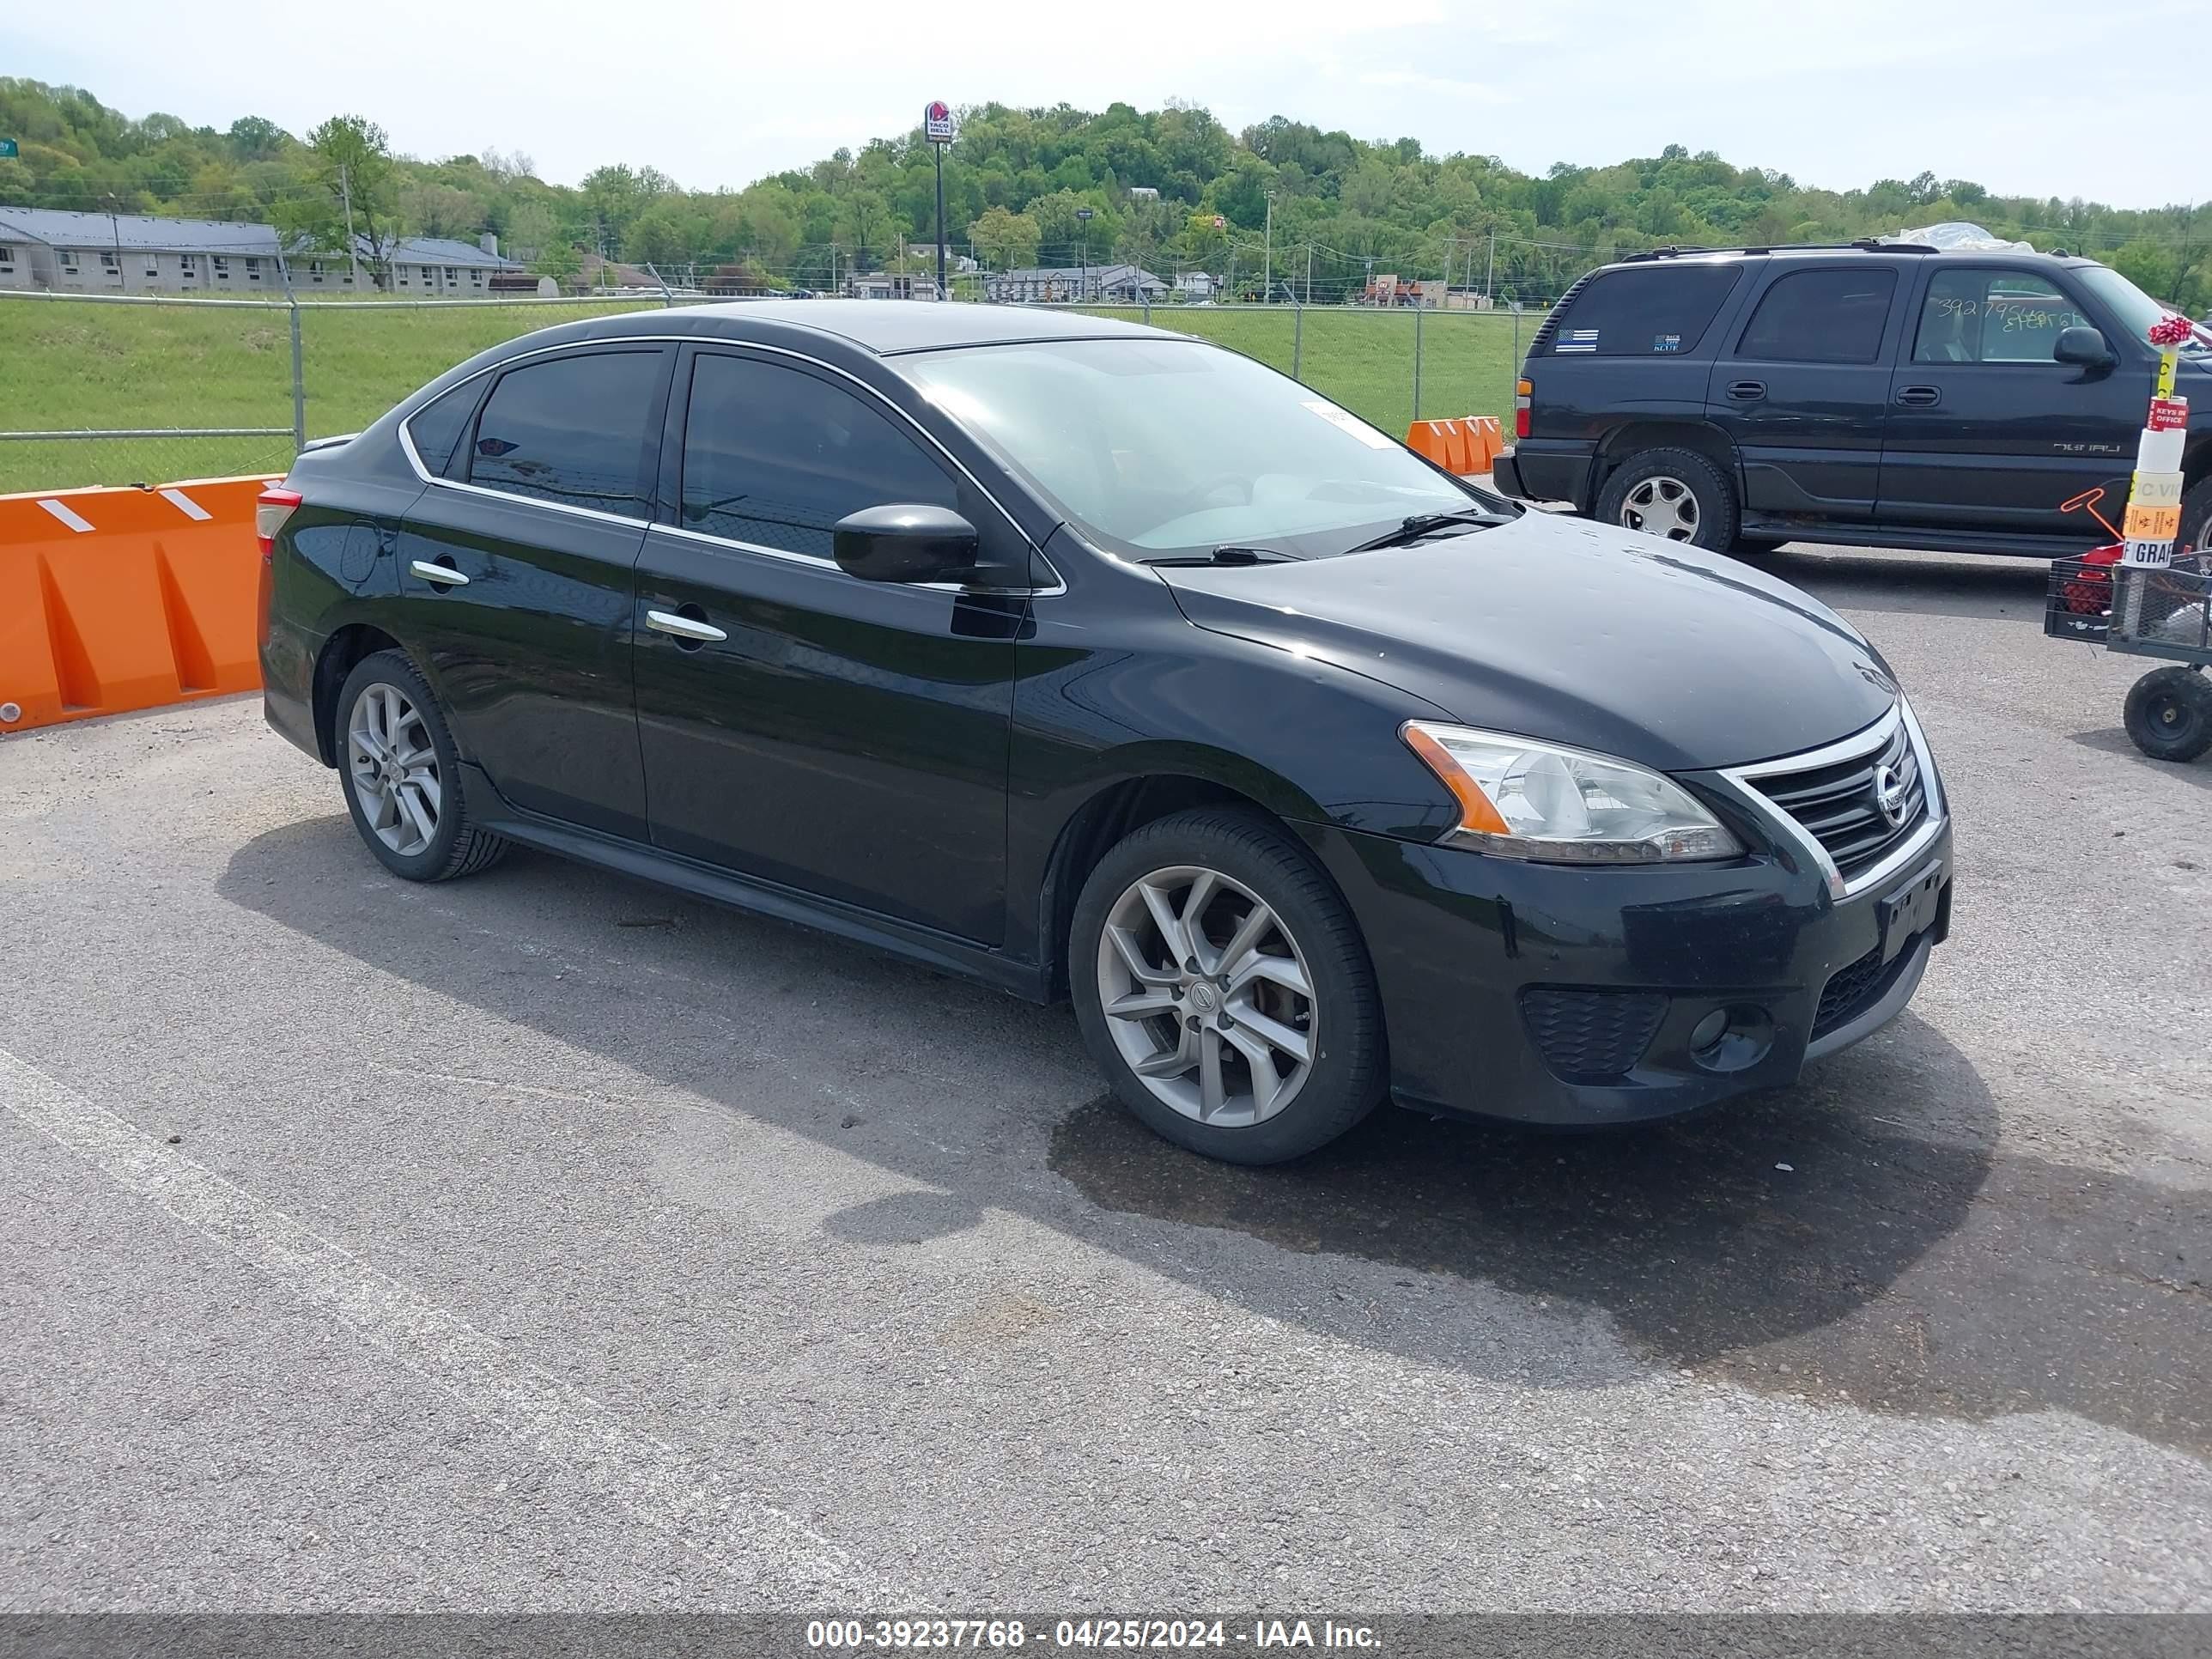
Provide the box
[1618,240,1939,263]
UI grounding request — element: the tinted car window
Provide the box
[902,339,1474,560]
[1914,269,2094,364]
[1735,268,1898,363]
[1547,265,1743,356]
[467,350,664,515]
[404,380,482,476]
[680,354,955,559]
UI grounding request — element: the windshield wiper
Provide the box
[1340,510,1502,556]
[1144,544,1300,568]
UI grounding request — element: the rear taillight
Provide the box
[256,485,303,560]
[253,485,301,647]
[1514,378,1532,441]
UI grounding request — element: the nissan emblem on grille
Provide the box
[1875,763,1910,829]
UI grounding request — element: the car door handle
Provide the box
[645,609,727,644]
[1724,380,1766,402]
[408,559,469,586]
[1896,385,1942,407]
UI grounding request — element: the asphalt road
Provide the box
[2,544,2209,1616]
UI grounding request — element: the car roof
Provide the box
[571,298,1181,356]
[1605,243,2100,272]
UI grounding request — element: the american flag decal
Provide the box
[1556,328,1600,353]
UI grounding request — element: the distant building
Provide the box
[986,263,1167,303]
[1127,187,1160,203]
[0,207,288,294]
[848,272,943,301]
[1175,270,1214,299]
[362,234,526,295]
[0,209,532,296]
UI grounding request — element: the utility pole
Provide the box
[339,164,363,289]
[1485,226,1496,304]
[102,195,126,294]
[1304,242,1313,307]
[1263,190,1275,302]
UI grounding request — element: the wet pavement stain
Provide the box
[1048,1049,2211,1460]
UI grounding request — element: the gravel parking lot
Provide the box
[3,544,2209,1618]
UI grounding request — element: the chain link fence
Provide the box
[1,288,1545,496]
[0,289,708,495]
[1066,300,1538,443]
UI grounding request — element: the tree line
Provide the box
[1,78,2203,311]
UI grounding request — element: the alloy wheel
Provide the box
[1620,476,1700,541]
[1094,864,1317,1127]
[346,682,441,858]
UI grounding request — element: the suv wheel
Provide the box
[1596,447,1740,551]
[335,649,512,881]
[2183,477,2212,561]
[1069,808,1386,1164]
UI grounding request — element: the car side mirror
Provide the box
[833,504,980,584]
[2053,325,2114,370]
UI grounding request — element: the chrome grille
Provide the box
[1747,716,1927,886]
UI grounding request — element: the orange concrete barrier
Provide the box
[1405,418,1469,473]
[0,474,278,735]
[1465,416,1503,473]
[1404,416,1504,477]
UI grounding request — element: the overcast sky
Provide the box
[8,0,2205,208]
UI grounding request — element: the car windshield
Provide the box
[2076,264,2210,353]
[899,337,1498,562]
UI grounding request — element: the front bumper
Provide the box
[1301,818,1953,1127]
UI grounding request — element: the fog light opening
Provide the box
[1689,1006,1774,1073]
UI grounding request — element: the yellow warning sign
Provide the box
[2123,502,2182,540]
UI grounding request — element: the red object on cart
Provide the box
[2061,544,2124,614]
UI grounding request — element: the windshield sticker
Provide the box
[1557,329,1599,353]
[1301,399,1395,448]
[1653,333,1682,352]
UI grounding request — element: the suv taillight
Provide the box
[1514,378,1532,441]
[256,485,303,560]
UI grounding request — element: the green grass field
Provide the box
[1083,303,1522,441]
[0,296,1525,495]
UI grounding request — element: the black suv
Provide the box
[1491,243,2211,559]
[259,301,1950,1164]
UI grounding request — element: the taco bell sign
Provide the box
[924,100,956,144]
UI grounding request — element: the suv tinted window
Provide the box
[1914,269,2094,364]
[679,354,955,559]
[467,350,664,515]
[404,380,482,476]
[1547,265,1742,356]
[1735,268,1898,363]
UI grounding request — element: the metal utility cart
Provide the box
[2046,552,2212,762]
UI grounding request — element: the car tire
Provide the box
[2183,477,2212,559]
[2124,666,2212,764]
[1069,807,1387,1165]
[334,649,512,881]
[1596,447,1740,551]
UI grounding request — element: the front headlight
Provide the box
[1402,721,1744,864]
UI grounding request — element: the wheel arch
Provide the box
[1589,420,1740,514]
[311,623,404,766]
[1034,762,1322,1002]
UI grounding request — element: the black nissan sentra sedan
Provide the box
[258,301,1952,1164]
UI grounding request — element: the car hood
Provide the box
[1155,507,1898,772]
